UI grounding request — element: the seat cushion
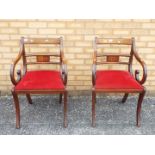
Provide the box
[15,70,65,91]
[95,70,143,91]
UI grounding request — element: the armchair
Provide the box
[92,37,147,127]
[10,37,68,128]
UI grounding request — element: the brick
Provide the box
[0,22,9,27]
[84,59,93,64]
[1,41,18,46]
[142,23,155,28]
[84,35,95,41]
[10,22,27,27]
[122,23,141,28]
[147,42,155,47]
[3,53,17,59]
[0,34,10,40]
[0,76,6,80]
[85,22,103,29]
[65,54,75,59]
[139,36,155,41]
[113,30,130,35]
[138,48,154,53]
[28,22,47,28]
[75,29,94,35]
[48,22,66,28]
[4,64,12,69]
[83,81,92,85]
[84,48,93,53]
[136,42,146,47]
[10,35,22,40]
[114,19,132,22]
[69,81,84,86]
[83,71,91,75]
[76,54,92,59]
[74,86,91,90]
[69,71,83,76]
[133,19,151,22]
[67,22,84,28]
[75,41,92,47]
[75,65,91,70]
[95,29,112,35]
[76,76,91,80]
[57,29,74,34]
[0,47,11,52]
[131,30,149,35]
[66,47,83,53]
[103,23,123,28]
[66,35,83,40]
[69,59,84,65]
[64,41,74,47]
[19,28,37,34]
[150,30,155,35]
[146,55,155,59]
[68,76,75,80]
[0,28,18,34]
[38,28,56,34]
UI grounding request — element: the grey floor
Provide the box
[0,95,155,135]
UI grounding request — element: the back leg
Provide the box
[92,91,96,127]
[122,93,129,103]
[12,90,20,129]
[26,94,33,104]
[63,91,67,127]
[59,94,63,104]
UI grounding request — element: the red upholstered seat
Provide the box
[95,70,143,91]
[15,70,65,91]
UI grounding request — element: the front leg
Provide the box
[136,89,146,127]
[12,90,20,129]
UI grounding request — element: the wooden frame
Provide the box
[92,37,147,127]
[10,37,68,128]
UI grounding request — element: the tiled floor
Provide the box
[0,95,155,134]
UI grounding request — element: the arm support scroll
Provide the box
[61,58,67,86]
[133,51,147,85]
[10,52,23,86]
[92,53,97,86]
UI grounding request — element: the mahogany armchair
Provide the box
[92,37,147,127]
[10,37,67,128]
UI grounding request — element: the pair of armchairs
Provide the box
[10,37,147,128]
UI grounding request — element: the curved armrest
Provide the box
[61,58,67,85]
[10,51,23,85]
[92,53,97,86]
[133,51,147,85]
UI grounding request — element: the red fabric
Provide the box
[15,70,65,91]
[95,70,143,91]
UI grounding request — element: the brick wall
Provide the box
[0,19,155,94]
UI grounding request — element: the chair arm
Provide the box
[133,51,147,85]
[10,51,23,86]
[92,53,96,86]
[61,58,67,85]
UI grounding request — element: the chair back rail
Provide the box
[94,37,135,70]
[26,62,60,65]
[23,38,61,44]
[96,38,132,45]
[20,37,63,70]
